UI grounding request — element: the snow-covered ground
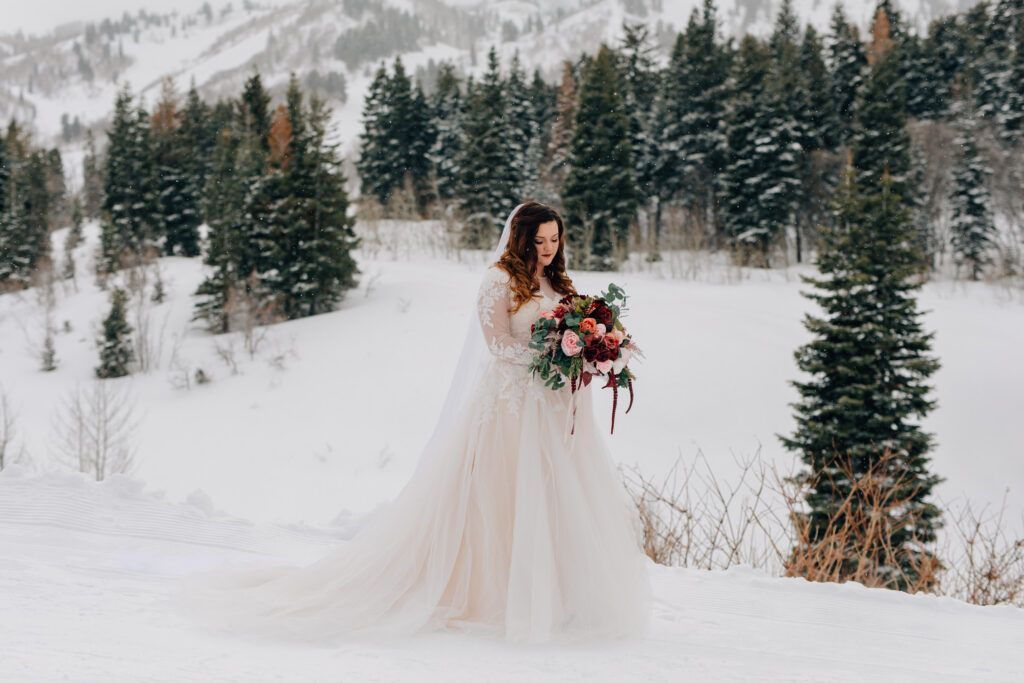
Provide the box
[1,219,1022,680]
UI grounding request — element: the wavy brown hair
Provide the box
[494,200,578,313]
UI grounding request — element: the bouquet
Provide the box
[528,283,644,435]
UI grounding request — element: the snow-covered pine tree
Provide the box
[826,5,867,145]
[356,63,398,208]
[721,36,801,267]
[259,74,360,318]
[850,8,911,199]
[618,21,661,260]
[561,44,637,271]
[193,128,244,333]
[654,0,729,240]
[506,52,541,202]
[151,77,201,257]
[95,286,134,378]
[543,61,577,200]
[778,165,944,592]
[427,62,464,203]
[99,84,160,276]
[800,25,840,152]
[456,46,519,249]
[998,8,1024,143]
[903,30,947,120]
[949,100,995,281]
[81,130,103,219]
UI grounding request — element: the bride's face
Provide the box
[534,220,559,268]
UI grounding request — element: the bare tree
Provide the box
[51,380,142,481]
[0,385,28,470]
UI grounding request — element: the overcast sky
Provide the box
[3,0,225,37]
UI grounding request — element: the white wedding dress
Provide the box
[179,264,653,644]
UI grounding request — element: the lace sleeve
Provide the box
[477,266,535,366]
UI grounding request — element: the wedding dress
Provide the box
[179,263,653,645]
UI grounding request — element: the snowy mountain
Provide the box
[0,0,977,162]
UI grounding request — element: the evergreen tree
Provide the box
[81,130,103,219]
[506,52,541,201]
[561,44,637,271]
[619,22,662,260]
[721,36,801,267]
[903,30,947,120]
[949,102,995,280]
[800,25,840,151]
[778,166,944,591]
[543,61,577,199]
[1000,13,1024,143]
[850,10,910,199]
[193,128,245,332]
[827,5,867,144]
[99,84,160,275]
[427,62,465,202]
[257,75,360,318]
[0,122,52,289]
[654,1,729,235]
[456,46,519,248]
[151,77,201,257]
[238,71,272,155]
[356,63,397,207]
[95,286,134,378]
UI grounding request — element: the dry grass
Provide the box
[623,447,1024,608]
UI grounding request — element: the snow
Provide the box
[2,463,1023,682]
[0,217,1022,679]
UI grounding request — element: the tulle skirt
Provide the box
[177,359,653,644]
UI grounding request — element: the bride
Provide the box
[179,201,653,644]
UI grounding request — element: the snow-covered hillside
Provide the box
[0,0,978,157]
[1,215,1023,678]
[2,461,1023,682]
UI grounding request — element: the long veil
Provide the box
[411,202,526,474]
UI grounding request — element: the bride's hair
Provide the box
[496,200,578,313]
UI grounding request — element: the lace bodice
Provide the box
[476,264,561,366]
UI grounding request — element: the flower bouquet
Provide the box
[528,283,643,435]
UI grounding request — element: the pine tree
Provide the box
[193,128,246,332]
[721,36,802,267]
[0,122,52,289]
[81,130,103,219]
[151,77,201,257]
[99,84,160,275]
[427,62,464,202]
[800,25,840,151]
[949,101,995,280]
[543,61,577,198]
[561,44,637,271]
[778,166,944,592]
[356,63,399,207]
[850,9,910,199]
[456,46,520,248]
[506,52,541,201]
[257,75,360,318]
[1000,13,1024,143]
[654,1,729,236]
[827,5,867,144]
[95,286,134,378]
[619,22,662,260]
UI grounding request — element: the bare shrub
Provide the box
[778,448,943,594]
[0,385,30,470]
[621,447,792,571]
[222,272,283,358]
[624,447,1023,607]
[934,489,1024,607]
[51,380,142,481]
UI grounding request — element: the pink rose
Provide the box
[595,323,606,338]
[560,330,583,356]
[541,310,556,319]
[595,359,613,373]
